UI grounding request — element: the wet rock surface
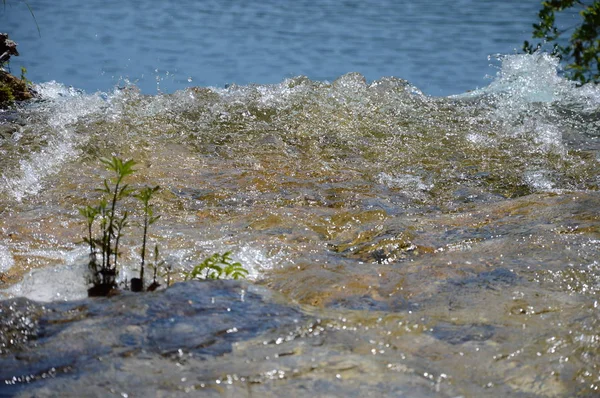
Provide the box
[430,323,496,345]
[0,33,35,107]
[0,71,34,103]
[0,281,301,393]
[0,281,461,397]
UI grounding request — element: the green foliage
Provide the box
[81,157,248,294]
[134,185,160,288]
[80,156,136,291]
[78,204,99,268]
[98,156,136,269]
[148,244,167,288]
[184,252,249,281]
[0,83,15,107]
[19,66,31,86]
[524,1,600,84]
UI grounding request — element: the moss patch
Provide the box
[0,70,33,108]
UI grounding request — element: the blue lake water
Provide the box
[1,0,542,96]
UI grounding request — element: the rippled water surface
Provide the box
[0,53,599,396]
[1,0,540,96]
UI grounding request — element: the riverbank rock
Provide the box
[1,33,36,108]
[0,70,34,102]
[0,33,19,63]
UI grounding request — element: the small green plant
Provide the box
[184,252,249,281]
[79,204,99,270]
[132,185,160,291]
[80,156,248,295]
[162,262,174,288]
[147,244,166,291]
[98,157,135,270]
[19,66,32,86]
[80,156,136,295]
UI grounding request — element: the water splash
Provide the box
[3,248,88,301]
[231,245,281,280]
[0,53,598,293]
[1,84,103,201]
[482,52,571,102]
[0,81,146,202]
[0,244,14,273]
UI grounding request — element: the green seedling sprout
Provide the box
[163,262,173,287]
[98,156,136,273]
[223,255,250,280]
[97,199,108,277]
[80,156,136,295]
[134,185,160,290]
[78,204,100,277]
[19,66,32,86]
[112,210,129,271]
[184,251,249,281]
[147,244,166,291]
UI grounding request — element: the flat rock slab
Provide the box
[0,281,306,395]
[0,280,456,398]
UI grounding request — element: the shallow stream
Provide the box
[1,53,599,396]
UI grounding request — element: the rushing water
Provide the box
[0,52,599,396]
[1,0,541,96]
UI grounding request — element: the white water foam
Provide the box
[459,52,600,189]
[0,82,120,202]
[4,263,88,302]
[377,172,432,201]
[483,52,569,102]
[232,245,279,280]
[34,81,87,99]
[4,247,89,302]
[523,170,555,191]
[463,52,600,106]
[0,244,15,273]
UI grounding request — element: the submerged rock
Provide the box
[448,267,520,290]
[0,280,461,397]
[0,280,305,395]
[429,322,496,345]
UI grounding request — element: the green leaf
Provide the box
[525,0,600,84]
[184,252,249,281]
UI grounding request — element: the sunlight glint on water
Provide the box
[0,53,599,396]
